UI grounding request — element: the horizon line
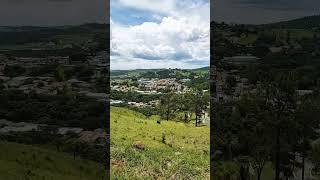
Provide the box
[110,66,209,71]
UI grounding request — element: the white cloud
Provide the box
[111,56,203,70]
[117,0,176,14]
[111,0,209,70]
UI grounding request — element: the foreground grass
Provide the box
[110,107,210,179]
[0,141,106,180]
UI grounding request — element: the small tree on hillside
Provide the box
[295,94,320,180]
[178,92,193,123]
[158,90,178,121]
[54,65,65,82]
[191,89,209,127]
[262,72,298,180]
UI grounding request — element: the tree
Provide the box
[178,92,193,123]
[312,143,320,176]
[295,94,320,180]
[286,30,291,44]
[237,72,300,180]
[190,89,209,127]
[226,75,237,88]
[158,91,178,121]
[262,72,297,180]
[54,65,65,82]
[251,147,268,180]
[236,95,270,180]
[214,101,236,161]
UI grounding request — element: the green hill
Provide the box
[190,66,209,74]
[0,23,108,50]
[111,67,209,78]
[110,107,210,179]
[262,15,320,29]
[0,142,106,180]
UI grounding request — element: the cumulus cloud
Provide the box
[111,0,209,70]
[111,56,204,70]
[116,0,175,14]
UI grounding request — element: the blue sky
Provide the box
[110,0,210,70]
[111,0,163,26]
[111,9,161,26]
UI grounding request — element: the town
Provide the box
[110,68,211,179]
[212,16,320,180]
[0,24,109,172]
[110,68,210,123]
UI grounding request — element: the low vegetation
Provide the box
[0,141,106,180]
[110,106,210,179]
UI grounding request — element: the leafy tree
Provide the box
[178,92,193,123]
[261,72,298,180]
[294,94,320,180]
[190,89,209,127]
[158,91,179,121]
[226,75,237,88]
[236,95,271,180]
[312,143,320,176]
[54,65,65,82]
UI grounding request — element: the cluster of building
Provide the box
[111,78,189,95]
[214,56,258,102]
[215,55,315,102]
[111,84,138,92]
[0,51,109,100]
[0,76,91,95]
[0,51,108,78]
[110,99,159,108]
[138,78,186,92]
[0,119,106,144]
[111,78,191,109]
[0,51,109,146]
[127,100,159,108]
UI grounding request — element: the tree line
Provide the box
[213,72,320,180]
[158,88,209,126]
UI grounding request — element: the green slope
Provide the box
[0,142,106,180]
[110,107,210,179]
[262,15,320,29]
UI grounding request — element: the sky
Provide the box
[110,0,210,70]
[213,0,320,24]
[0,0,107,26]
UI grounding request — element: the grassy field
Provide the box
[0,141,106,180]
[110,106,210,179]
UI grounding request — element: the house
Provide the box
[269,47,283,53]
[0,120,40,134]
[200,112,210,124]
[296,90,313,96]
[222,56,260,65]
[58,127,83,135]
[7,76,32,88]
[110,99,124,105]
[79,91,108,102]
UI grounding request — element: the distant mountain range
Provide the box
[212,14,320,29]
[111,66,209,72]
[261,15,320,29]
[0,23,108,46]
[110,66,209,76]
